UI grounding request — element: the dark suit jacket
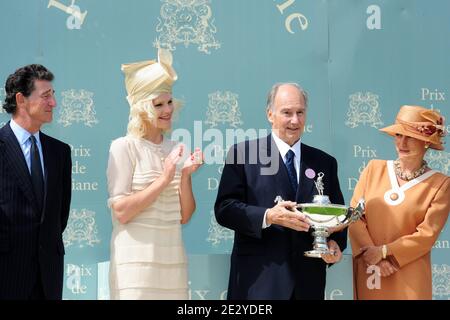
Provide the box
[0,122,71,299]
[214,134,346,300]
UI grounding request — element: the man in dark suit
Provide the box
[0,64,72,299]
[214,83,346,300]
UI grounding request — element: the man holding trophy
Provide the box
[215,83,351,300]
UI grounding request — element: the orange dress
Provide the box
[349,159,450,300]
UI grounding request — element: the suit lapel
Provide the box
[0,123,38,209]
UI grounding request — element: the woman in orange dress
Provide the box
[349,105,449,300]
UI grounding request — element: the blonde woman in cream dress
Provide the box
[106,49,203,300]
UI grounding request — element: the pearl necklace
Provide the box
[393,159,428,181]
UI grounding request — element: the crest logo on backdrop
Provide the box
[154,0,220,54]
[58,89,99,127]
[346,92,383,129]
[426,150,450,175]
[63,209,101,248]
[433,264,450,300]
[205,91,242,128]
[206,211,234,247]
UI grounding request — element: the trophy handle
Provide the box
[342,198,365,225]
[326,198,365,233]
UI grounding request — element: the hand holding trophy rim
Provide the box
[275,171,365,258]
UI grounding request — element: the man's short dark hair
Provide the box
[2,64,54,114]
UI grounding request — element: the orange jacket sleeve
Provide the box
[349,160,376,258]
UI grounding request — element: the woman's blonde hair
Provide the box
[127,94,183,138]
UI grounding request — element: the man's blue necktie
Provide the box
[30,135,44,212]
[285,150,298,193]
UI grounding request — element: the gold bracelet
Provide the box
[382,245,387,259]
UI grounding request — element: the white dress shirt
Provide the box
[262,132,301,228]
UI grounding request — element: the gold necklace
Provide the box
[393,159,428,181]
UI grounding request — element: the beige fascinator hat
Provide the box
[380,105,446,150]
[121,49,177,109]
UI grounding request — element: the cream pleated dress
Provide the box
[107,135,188,300]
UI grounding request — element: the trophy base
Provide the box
[304,249,330,258]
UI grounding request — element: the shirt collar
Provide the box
[271,131,301,161]
[10,119,41,146]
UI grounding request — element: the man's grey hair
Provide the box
[266,82,308,113]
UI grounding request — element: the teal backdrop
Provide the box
[0,0,449,300]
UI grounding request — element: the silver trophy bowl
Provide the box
[275,172,365,258]
[297,195,365,258]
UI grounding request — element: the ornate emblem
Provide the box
[433,264,450,299]
[154,0,221,54]
[205,91,242,128]
[63,209,100,248]
[206,211,234,246]
[426,150,450,175]
[346,92,383,128]
[58,89,99,127]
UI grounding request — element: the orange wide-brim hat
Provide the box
[379,105,446,150]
